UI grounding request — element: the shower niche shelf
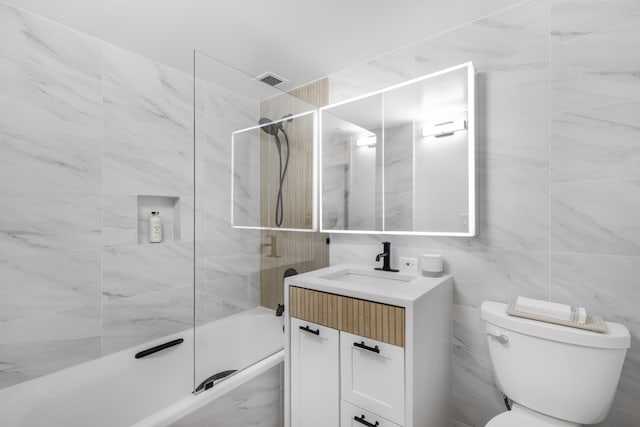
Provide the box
[137,195,181,244]
[231,110,317,232]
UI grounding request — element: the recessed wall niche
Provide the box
[137,195,181,244]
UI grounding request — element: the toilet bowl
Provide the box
[481,301,630,426]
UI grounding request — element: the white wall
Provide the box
[326,1,640,426]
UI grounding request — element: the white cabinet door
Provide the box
[341,400,402,427]
[290,317,340,427]
[340,331,405,425]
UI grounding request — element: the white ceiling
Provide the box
[5,0,512,88]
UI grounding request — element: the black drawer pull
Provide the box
[354,414,379,427]
[354,341,380,353]
[299,325,320,335]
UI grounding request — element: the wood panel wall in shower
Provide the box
[259,79,329,310]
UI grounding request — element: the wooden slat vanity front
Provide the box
[289,286,405,347]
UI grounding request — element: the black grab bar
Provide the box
[134,338,184,359]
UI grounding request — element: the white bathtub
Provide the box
[0,307,284,427]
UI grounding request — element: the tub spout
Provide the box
[260,235,281,258]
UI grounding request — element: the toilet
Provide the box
[481,301,630,426]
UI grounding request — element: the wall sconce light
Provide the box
[356,135,377,147]
[422,120,467,138]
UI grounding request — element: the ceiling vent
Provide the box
[255,71,289,87]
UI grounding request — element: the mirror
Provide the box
[320,94,383,232]
[320,62,476,236]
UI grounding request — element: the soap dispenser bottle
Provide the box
[149,211,162,243]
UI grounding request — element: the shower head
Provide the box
[258,114,293,136]
[257,115,293,228]
[259,117,280,136]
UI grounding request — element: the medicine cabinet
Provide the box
[319,62,476,236]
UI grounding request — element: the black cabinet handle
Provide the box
[299,325,320,336]
[354,414,379,427]
[354,341,380,353]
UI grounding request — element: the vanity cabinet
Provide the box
[340,331,405,425]
[284,264,453,427]
[290,317,339,427]
[341,400,402,427]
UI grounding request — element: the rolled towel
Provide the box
[514,296,587,324]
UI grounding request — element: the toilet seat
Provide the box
[486,411,554,427]
[486,406,580,427]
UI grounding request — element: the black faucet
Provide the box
[375,241,399,272]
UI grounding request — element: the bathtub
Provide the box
[0,307,284,427]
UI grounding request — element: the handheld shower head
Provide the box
[257,115,293,228]
[259,117,280,136]
[258,114,293,136]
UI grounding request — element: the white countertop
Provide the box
[284,263,451,307]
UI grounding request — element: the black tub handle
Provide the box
[354,341,380,354]
[354,414,379,427]
[299,325,320,336]
[135,338,184,359]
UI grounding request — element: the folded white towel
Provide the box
[514,296,587,324]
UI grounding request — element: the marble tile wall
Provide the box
[326,0,640,426]
[0,2,268,391]
[0,1,103,389]
[196,79,262,326]
[0,1,207,390]
[100,40,196,356]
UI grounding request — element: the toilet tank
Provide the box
[481,301,630,425]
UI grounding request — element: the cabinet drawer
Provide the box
[340,331,405,425]
[290,286,405,346]
[291,318,340,427]
[341,400,401,427]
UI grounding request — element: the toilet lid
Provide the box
[486,411,563,427]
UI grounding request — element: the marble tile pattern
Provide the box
[102,242,194,300]
[550,0,640,42]
[0,304,101,389]
[550,253,640,427]
[195,76,264,327]
[550,19,640,113]
[170,363,283,427]
[0,2,101,82]
[550,180,640,256]
[413,0,549,79]
[0,55,102,194]
[0,250,101,322]
[550,100,640,182]
[101,286,194,356]
[99,37,197,358]
[0,2,201,391]
[327,0,640,425]
[452,305,506,426]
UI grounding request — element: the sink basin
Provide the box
[320,268,416,286]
